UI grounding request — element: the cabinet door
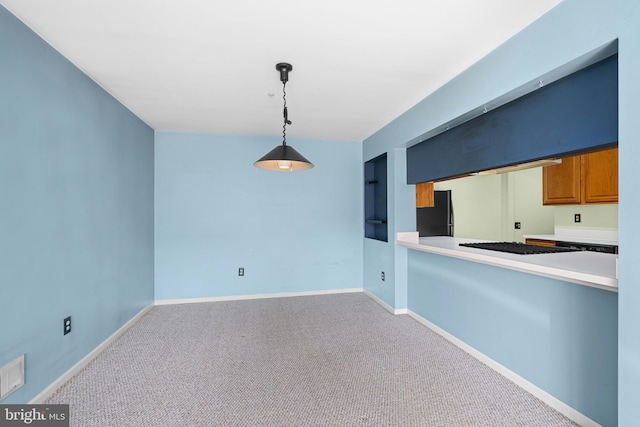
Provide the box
[416,181,434,207]
[582,147,618,203]
[543,156,581,205]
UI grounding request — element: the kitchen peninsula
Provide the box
[397,232,617,291]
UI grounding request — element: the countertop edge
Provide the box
[397,238,618,292]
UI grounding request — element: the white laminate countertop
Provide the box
[396,233,618,292]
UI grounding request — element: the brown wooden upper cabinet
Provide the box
[416,181,434,207]
[542,147,618,205]
[582,147,619,203]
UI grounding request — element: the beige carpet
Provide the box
[46,293,577,426]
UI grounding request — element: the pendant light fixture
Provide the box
[254,63,314,172]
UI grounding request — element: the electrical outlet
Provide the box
[515,222,521,230]
[63,316,71,335]
[574,213,581,223]
[381,271,385,281]
[238,267,244,276]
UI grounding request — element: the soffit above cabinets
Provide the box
[407,53,618,184]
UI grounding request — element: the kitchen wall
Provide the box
[434,174,504,240]
[433,167,556,241]
[508,168,556,241]
[555,204,618,230]
[434,166,618,242]
[154,131,363,300]
[0,7,155,403]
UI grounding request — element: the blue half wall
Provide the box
[408,251,618,427]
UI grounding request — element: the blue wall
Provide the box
[363,148,414,310]
[408,251,618,426]
[154,132,362,300]
[364,0,640,425]
[0,7,155,403]
[617,13,640,427]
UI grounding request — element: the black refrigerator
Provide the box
[417,190,454,237]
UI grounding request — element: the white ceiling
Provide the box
[2,0,563,141]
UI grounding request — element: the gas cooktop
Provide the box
[459,242,580,255]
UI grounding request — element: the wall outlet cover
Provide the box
[0,354,25,400]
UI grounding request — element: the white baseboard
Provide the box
[406,310,601,427]
[363,289,408,315]
[155,287,363,305]
[29,303,154,404]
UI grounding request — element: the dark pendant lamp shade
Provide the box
[254,62,314,172]
[253,144,314,171]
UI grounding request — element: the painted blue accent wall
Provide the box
[407,55,618,184]
[0,6,154,403]
[154,132,362,300]
[408,251,618,426]
[364,0,640,424]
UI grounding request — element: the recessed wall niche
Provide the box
[364,153,388,242]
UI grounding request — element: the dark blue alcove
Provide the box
[364,153,388,242]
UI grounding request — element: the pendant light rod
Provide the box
[282,85,290,146]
